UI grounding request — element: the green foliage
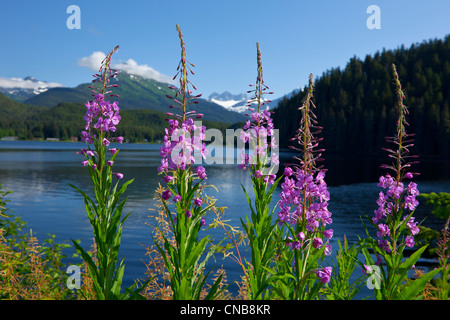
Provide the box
[154,171,226,300]
[0,94,236,142]
[0,184,75,299]
[419,192,450,220]
[360,238,441,300]
[70,139,146,300]
[240,176,281,300]
[272,35,450,158]
[326,236,366,300]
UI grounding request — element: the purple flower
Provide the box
[324,243,332,256]
[102,138,110,147]
[254,170,263,179]
[240,130,251,143]
[263,174,276,186]
[323,229,333,239]
[316,266,332,284]
[312,237,323,249]
[194,198,202,207]
[407,182,419,197]
[163,175,174,183]
[405,235,415,248]
[116,136,124,144]
[115,172,123,179]
[387,182,404,199]
[81,131,94,144]
[186,209,192,218]
[200,216,206,226]
[291,241,301,250]
[377,223,390,238]
[404,195,419,211]
[297,232,305,242]
[196,166,206,180]
[405,217,420,235]
[162,190,171,201]
[284,167,293,177]
[109,148,117,155]
[107,160,114,166]
[173,194,181,203]
[82,160,89,166]
[378,239,391,253]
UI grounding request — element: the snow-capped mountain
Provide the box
[0,76,63,102]
[208,91,249,113]
[208,91,286,114]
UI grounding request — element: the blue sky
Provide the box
[0,0,449,99]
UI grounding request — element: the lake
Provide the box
[0,140,449,299]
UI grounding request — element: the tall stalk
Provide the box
[154,24,225,300]
[238,42,281,300]
[360,64,442,300]
[275,74,333,300]
[71,45,145,300]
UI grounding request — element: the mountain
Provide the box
[0,76,63,103]
[22,72,246,123]
[272,35,450,158]
[207,91,285,114]
[208,91,248,113]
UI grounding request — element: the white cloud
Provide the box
[78,51,174,84]
[0,77,63,90]
[77,51,107,72]
[113,58,174,84]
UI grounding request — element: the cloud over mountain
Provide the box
[78,51,174,84]
[77,51,106,71]
[0,76,62,90]
[113,58,174,84]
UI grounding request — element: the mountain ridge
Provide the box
[16,72,246,123]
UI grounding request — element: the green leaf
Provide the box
[399,245,428,272]
[396,267,442,300]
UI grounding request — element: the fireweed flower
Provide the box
[371,64,421,255]
[238,44,278,176]
[274,74,333,300]
[316,266,332,284]
[152,25,224,300]
[71,45,143,299]
[278,74,332,247]
[359,65,442,301]
[237,43,282,300]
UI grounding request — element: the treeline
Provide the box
[0,98,234,143]
[272,35,450,158]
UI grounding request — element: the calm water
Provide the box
[0,140,449,298]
